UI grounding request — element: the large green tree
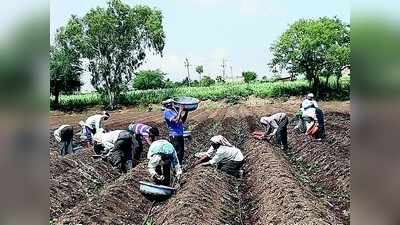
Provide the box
[50,27,83,107]
[62,0,165,108]
[195,65,204,80]
[270,17,350,94]
[133,69,166,90]
[242,71,257,83]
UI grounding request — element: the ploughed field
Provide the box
[49,100,350,225]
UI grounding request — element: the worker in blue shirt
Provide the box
[162,99,188,164]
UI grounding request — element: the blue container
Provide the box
[174,97,200,111]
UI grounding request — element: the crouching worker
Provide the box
[302,103,326,140]
[147,132,182,186]
[93,129,135,173]
[128,122,159,160]
[194,135,244,178]
[253,112,289,151]
[53,124,74,156]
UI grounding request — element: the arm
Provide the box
[181,110,189,123]
[170,107,184,123]
[53,129,61,142]
[148,155,160,178]
[193,155,210,167]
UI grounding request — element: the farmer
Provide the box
[53,124,74,156]
[302,101,326,140]
[147,129,182,186]
[162,99,188,164]
[301,93,319,111]
[193,135,244,178]
[93,129,136,173]
[79,111,110,144]
[127,122,159,160]
[252,112,289,151]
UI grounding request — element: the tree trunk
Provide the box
[336,75,341,91]
[54,91,60,109]
[325,75,330,88]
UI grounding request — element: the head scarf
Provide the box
[210,135,233,147]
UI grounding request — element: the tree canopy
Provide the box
[133,69,166,90]
[61,0,165,108]
[242,71,257,83]
[270,17,350,94]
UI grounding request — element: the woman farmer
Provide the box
[147,128,182,186]
[194,135,244,178]
[53,124,74,156]
[127,122,159,160]
[93,129,136,173]
[162,99,188,164]
[253,112,289,151]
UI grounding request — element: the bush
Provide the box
[199,76,215,87]
[133,69,166,90]
[242,71,257,83]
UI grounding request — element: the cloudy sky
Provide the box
[51,0,350,91]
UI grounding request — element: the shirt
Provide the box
[85,114,107,130]
[53,125,71,142]
[128,123,151,136]
[97,130,125,152]
[260,113,287,129]
[147,140,182,176]
[164,109,184,136]
[301,99,319,111]
[206,145,244,165]
[303,108,318,121]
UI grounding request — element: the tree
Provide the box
[133,69,166,90]
[242,71,257,83]
[62,0,165,108]
[199,76,215,87]
[195,65,204,80]
[216,76,225,83]
[50,28,83,107]
[270,17,350,94]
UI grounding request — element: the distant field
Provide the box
[51,77,350,110]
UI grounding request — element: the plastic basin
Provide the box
[174,97,199,111]
[139,181,176,197]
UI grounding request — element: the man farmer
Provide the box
[79,111,110,145]
[301,93,319,111]
[93,129,136,173]
[127,122,159,160]
[252,112,289,151]
[294,93,319,133]
[162,99,188,164]
[53,124,74,156]
[302,101,326,140]
[193,135,244,178]
[147,128,182,186]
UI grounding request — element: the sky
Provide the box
[50,0,350,91]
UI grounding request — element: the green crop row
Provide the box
[51,77,350,111]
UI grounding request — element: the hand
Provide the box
[152,174,164,181]
[179,105,184,112]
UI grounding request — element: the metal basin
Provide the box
[139,181,176,197]
[174,97,199,111]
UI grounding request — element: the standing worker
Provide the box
[79,111,110,145]
[93,129,135,173]
[127,122,159,160]
[252,112,289,151]
[53,124,74,156]
[193,135,244,178]
[147,128,182,186]
[162,99,188,164]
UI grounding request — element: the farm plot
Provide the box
[49,101,350,225]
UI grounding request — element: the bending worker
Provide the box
[162,99,188,164]
[194,135,244,178]
[93,129,135,173]
[79,111,110,144]
[147,128,182,186]
[295,93,319,133]
[128,122,159,160]
[252,112,289,151]
[53,124,74,156]
[302,101,326,140]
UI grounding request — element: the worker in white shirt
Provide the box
[301,93,319,111]
[302,101,326,140]
[93,129,135,173]
[147,129,182,186]
[53,124,74,156]
[253,113,289,151]
[79,111,110,144]
[194,135,244,178]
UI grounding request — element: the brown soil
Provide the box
[49,100,351,225]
